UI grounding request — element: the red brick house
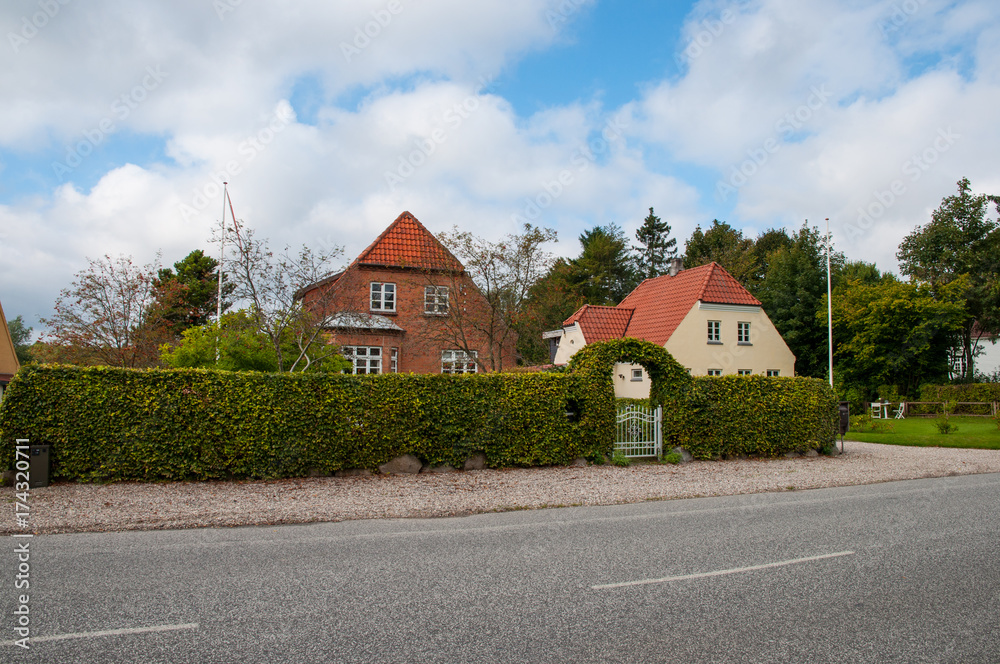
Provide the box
[298,212,516,374]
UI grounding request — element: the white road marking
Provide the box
[592,551,855,590]
[1,622,198,646]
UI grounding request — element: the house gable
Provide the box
[0,298,20,384]
[298,212,515,374]
[619,262,760,346]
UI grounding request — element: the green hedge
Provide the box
[675,375,838,459]
[0,365,614,481]
[919,384,1000,415]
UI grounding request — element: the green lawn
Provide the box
[846,416,1000,450]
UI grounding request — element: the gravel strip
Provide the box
[4,441,1000,535]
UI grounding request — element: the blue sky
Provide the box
[1,0,999,332]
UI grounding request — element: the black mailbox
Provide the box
[838,402,850,435]
[29,444,51,488]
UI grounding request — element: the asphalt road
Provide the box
[3,473,1000,663]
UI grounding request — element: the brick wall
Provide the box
[306,265,517,374]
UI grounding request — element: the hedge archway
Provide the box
[567,338,692,405]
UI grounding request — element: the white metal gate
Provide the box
[615,403,662,457]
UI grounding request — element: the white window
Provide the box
[442,349,477,374]
[707,369,722,376]
[707,320,721,343]
[341,346,382,374]
[390,347,398,373]
[737,369,752,376]
[425,286,449,314]
[631,368,643,382]
[766,369,780,377]
[370,283,396,312]
[738,321,751,344]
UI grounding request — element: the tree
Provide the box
[829,275,967,397]
[896,177,1000,381]
[756,224,843,379]
[683,220,759,288]
[7,315,34,365]
[437,224,558,371]
[572,223,639,304]
[153,249,232,334]
[634,207,677,279]
[218,217,348,372]
[41,254,169,368]
[160,310,351,373]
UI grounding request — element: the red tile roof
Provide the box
[355,211,464,271]
[620,262,760,345]
[567,263,760,346]
[562,305,634,343]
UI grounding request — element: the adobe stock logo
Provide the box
[7,0,72,53]
[51,65,168,179]
[843,127,960,243]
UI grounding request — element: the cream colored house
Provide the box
[0,297,21,401]
[545,262,795,398]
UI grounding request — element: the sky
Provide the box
[2,0,999,335]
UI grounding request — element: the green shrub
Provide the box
[610,449,631,467]
[676,375,837,459]
[662,451,682,464]
[0,364,614,481]
[934,417,959,435]
[919,384,1000,415]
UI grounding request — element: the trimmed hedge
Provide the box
[0,365,614,481]
[673,375,838,459]
[571,339,837,459]
[919,384,1000,415]
[568,337,692,405]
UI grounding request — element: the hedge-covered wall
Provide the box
[0,365,614,481]
[569,339,837,459]
[675,375,838,459]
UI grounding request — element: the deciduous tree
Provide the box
[437,224,558,371]
[896,177,1000,380]
[218,217,348,372]
[41,254,169,368]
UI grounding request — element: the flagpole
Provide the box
[826,217,833,389]
[216,182,228,364]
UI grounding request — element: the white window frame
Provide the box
[766,369,780,377]
[424,286,449,314]
[737,321,751,344]
[707,320,721,343]
[707,369,722,376]
[737,369,752,376]
[390,347,398,373]
[441,349,477,374]
[631,368,643,382]
[341,346,382,374]
[370,282,396,312]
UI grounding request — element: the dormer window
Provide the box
[370,282,396,312]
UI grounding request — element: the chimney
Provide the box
[668,257,684,277]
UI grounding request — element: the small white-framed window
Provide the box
[766,369,780,377]
[370,282,396,312]
[425,286,449,314]
[737,321,751,344]
[737,369,752,376]
[390,347,398,373]
[707,369,722,376]
[631,368,643,382]
[441,349,477,374]
[341,346,382,374]
[707,320,721,343]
